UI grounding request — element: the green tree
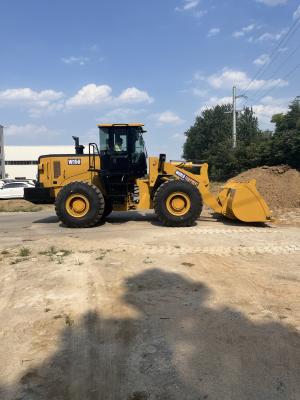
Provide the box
[183,104,262,180]
[183,98,300,180]
[269,98,300,169]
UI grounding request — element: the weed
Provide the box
[181,262,195,267]
[19,247,30,257]
[49,246,57,254]
[65,315,74,326]
[59,249,72,257]
[39,246,72,259]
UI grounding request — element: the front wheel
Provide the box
[55,181,105,228]
[153,180,202,227]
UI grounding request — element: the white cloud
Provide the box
[62,56,89,66]
[233,24,255,38]
[0,84,154,116]
[233,31,245,38]
[0,87,65,117]
[6,124,57,139]
[175,0,207,16]
[257,28,287,41]
[0,88,63,106]
[66,84,153,108]
[207,28,220,37]
[293,5,300,19]
[256,0,288,5]
[253,53,270,65]
[183,0,199,10]
[201,68,288,91]
[118,87,153,104]
[175,0,199,11]
[155,111,185,125]
[243,24,256,32]
[66,84,112,107]
[252,96,288,126]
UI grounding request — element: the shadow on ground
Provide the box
[1,269,299,399]
[33,210,271,229]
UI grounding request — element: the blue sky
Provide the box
[0,0,299,159]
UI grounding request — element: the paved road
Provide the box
[0,209,221,240]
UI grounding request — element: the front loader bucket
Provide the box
[217,179,273,223]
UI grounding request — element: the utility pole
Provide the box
[232,86,247,149]
[232,86,237,149]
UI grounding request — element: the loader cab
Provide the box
[98,124,147,177]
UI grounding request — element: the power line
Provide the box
[250,40,300,101]
[254,62,300,102]
[242,18,300,95]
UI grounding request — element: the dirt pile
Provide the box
[0,200,52,213]
[231,165,300,209]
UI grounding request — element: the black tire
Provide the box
[153,180,202,227]
[55,181,105,228]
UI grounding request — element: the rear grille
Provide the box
[53,161,61,178]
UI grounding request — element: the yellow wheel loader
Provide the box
[24,123,273,228]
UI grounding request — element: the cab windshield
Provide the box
[99,126,147,157]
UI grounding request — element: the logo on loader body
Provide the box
[68,159,81,165]
[175,170,199,187]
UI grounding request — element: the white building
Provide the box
[4,146,76,180]
[0,125,5,179]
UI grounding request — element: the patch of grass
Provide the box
[65,315,74,327]
[19,247,31,257]
[39,246,72,259]
[96,249,111,261]
[58,249,72,257]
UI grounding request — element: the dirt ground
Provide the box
[0,208,300,400]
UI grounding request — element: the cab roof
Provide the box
[98,123,144,127]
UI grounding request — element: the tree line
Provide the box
[183,98,300,181]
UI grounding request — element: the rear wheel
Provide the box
[154,180,202,227]
[55,181,105,228]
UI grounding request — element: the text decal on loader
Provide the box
[175,170,199,187]
[68,159,81,165]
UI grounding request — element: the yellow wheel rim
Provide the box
[166,192,191,216]
[65,193,90,218]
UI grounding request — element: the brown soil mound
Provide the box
[230,165,300,209]
[0,200,53,212]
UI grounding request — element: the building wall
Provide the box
[4,146,77,180]
[0,126,5,179]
